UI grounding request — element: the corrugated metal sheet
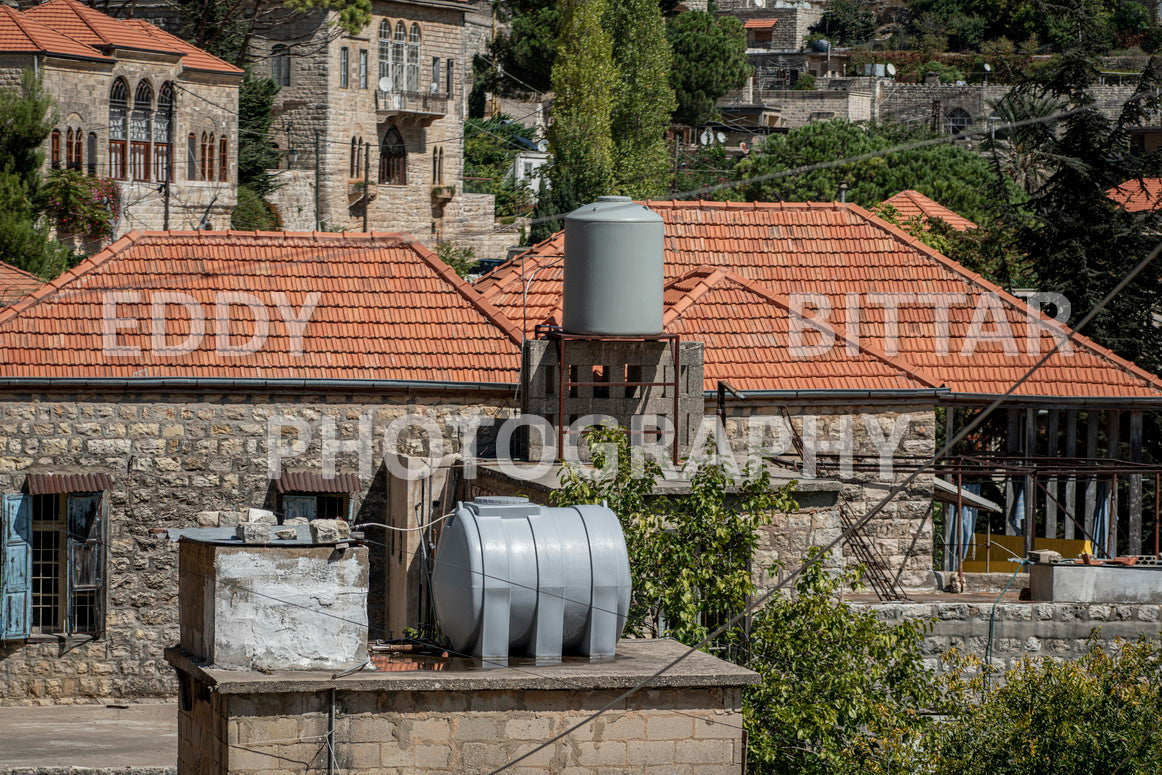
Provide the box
[273,472,360,494]
[26,473,113,494]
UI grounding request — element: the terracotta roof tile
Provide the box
[743,18,777,29]
[0,260,45,306]
[0,231,521,384]
[1107,178,1162,212]
[0,3,110,60]
[879,190,977,231]
[479,200,1162,400]
[120,20,242,74]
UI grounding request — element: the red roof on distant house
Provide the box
[743,18,778,29]
[23,0,241,74]
[0,260,45,307]
[0,231,521,384]
[879,190,977,231]
[0,3,110,61]
[477,201,1162,401]
[1107,178,1162,212]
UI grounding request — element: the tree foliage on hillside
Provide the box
[0,71,72,278]
[810,0,877,46]
[610,0,676,198]
[534,0,616,242]
[667,10,750,127]
[463,116,537,219]
[489,0,560,95]
[736,120,999,224]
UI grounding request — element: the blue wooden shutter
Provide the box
[2,494,32,640]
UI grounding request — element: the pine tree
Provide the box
[609,0,676,199]
[0,70,70,278]
[534,0,616,242]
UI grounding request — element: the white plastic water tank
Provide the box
[430,496,631,665]
[562,196,665,336]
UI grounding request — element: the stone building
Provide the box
[0,0,241,247]
[255,0,517,259]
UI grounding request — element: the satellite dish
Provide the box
[983,63,992,72]
[536,139,548,152]
[886,63,897,76]
[716,131,726,143]
[699,129,713,146]
[430,81,439,93]
[753,0,766,6]
[739,140,749,155]
[378,77,391,92]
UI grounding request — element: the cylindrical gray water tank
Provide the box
[562,196,664,336]
[430,496,631,665]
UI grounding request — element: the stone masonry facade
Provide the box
[0,387,515,705]
[259,1,515,258]
[179,684,747,774]
[0,42,239,249]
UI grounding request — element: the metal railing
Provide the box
[375,89,448,117]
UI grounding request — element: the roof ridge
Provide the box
[473,233,563,296]
[662,266,726,326]
[0,258,45,284]
[848,201,1162,394]
[0,231,143,328]
[400,237,525,347]
[715,269,944,389]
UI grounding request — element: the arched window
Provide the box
[219,135,228,182]
[109,78,129,180]
[431,57,440,94]
[407,23,420,93]
[446,58,453,96]
[272,44,290,86]
[378,20,392,92]
[199,132,209,181]
[379,127,406,185]
[154,82,174,182]
[350,136,358,178]
[50,129,61,169]
[131,80,153,181]
[187,133,197,181]
[393,22,405,94]
[207,133,215,182]
[945,107,971,135]
[432,146,444,184]
[86,132,97,176]
[66,128,83,170]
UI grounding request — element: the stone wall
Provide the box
[0,387,515,705]
[264,170,316,231]
[0,46,239,246]
[865,600,1162,672]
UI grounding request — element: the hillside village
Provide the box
[3,0,1162,772]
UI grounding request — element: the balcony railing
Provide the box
[376,90,449,122]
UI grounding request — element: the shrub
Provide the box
[230,185,282,230]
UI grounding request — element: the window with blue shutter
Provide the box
[2,494,32,640]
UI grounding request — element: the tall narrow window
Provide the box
[25,492,104,636]
[86,132,97,176]
[431,57,440,93]
[187,133,197,181]
[272,44,290,86]
[50,129,61,169]
[199,132,209,181]
[108,78,128,180]
[393,22,405,93]
[407,24,420,93]
[378,20,392,91]
[359,49,368,89]
[379,127,406,184]
[446,58,453,96]
[207,133,215,182]
[339,46,349,88]
[67,128,82,171]
[218,135,228,182]
[130,80,153,181]
[350,136,358,178]
[154,83,174,183]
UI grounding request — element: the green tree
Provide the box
[463,116,536,219]
[931,639,1162,774]
[746,554,943,775]
[534,0,616,242]
[231,185,283,230]
[489,0,559,95]
[667,10,750,128]
[609,0,676,198]
[0,71,71,278]
[736,120,1000,225]
[236,76,281,197]
[811,0,878,46]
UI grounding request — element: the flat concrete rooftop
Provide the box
[166,637,759,695]
[0,703,176,771]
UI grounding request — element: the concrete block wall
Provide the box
[866,600,1162,672]
[0,389,515,705]
[181,686,746,774]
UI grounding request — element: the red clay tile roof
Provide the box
[663,267,940,392]
[743,18,778,29]
[0,3,110,61]
[23,0,240,74]
[477,201,1162,400]
[0,260,45,307]
[1107,178,1162,212]
[879,190,977,231]
[0,231,522,384]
